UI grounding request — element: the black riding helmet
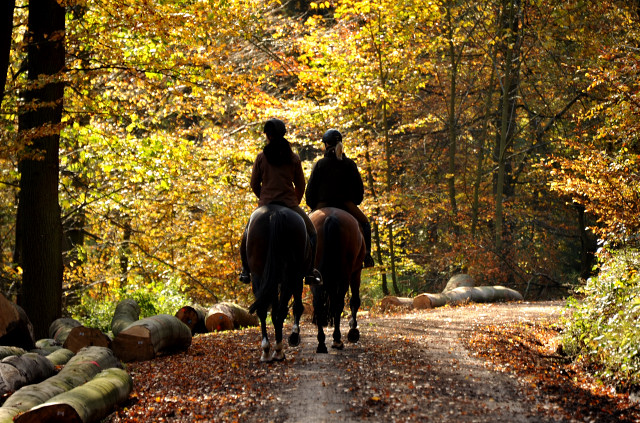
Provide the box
[322,129,342,146]
[264,118,287,139]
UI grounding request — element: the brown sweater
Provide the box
[250,151,305,207]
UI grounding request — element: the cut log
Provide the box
[112,314,191,362]
[0,294,35,350]
[379,296,414,309]
[0,347,26,360]
[0,353,55,397]
[14,368,133,423]
[49,318,82,345]
[110,299,140,337]
[205,303,259,332]
[443,274,475,292]
[34,339,62,354]
[412,286,524,309]
[63,326,112,353]
[0,346,121,423]
[43,348,74,367]
[175,305,208,334]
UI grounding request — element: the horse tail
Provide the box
[249,209,287,314]
[314,214,341,327]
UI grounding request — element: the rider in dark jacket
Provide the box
[240,118,322,285]
[305,129,375,268]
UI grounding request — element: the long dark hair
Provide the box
[263,118,294,166]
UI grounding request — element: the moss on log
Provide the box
[0,347,121,423]
[110,299,140,337]
[112,314,191,362]
[49,318,82,345]
[14,368,133,423]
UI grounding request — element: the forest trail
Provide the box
[106,300,639,422]
[276,301,563,423]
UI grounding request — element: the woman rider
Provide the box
[239,118,322,285]
[305,129,375,268]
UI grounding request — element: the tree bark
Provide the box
[14,368,133,423]
[49,318,82,345]
[0,347,121,423]
[14,0,66,340]
[110,299,140,337]
[43,348,74,367]
[0,353,55,397]
[112,314,192,362]
[0,0,14,107]
[380,296,413,309]
[205,303,259,332]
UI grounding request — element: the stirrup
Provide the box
[239,271,251,284]
[305,269,322,286]
[363,253,375,268]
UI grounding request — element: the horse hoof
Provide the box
[288,332,300,347]
[271,351,286,362]
[260,353,272,363]
[331,340,344,350]
[347,328,360,343]
[316,344,328,354]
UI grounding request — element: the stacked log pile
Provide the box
[175,302,258,333]
[381,274,524,310]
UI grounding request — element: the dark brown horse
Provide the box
[246,204,309,362]
[309,207,365,353]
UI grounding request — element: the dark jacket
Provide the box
[305,150,364,210]
[251,151,305,208]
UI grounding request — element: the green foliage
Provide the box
[68,279,190,334]
[562,248,640,387]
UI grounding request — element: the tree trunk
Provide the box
[175,305,208,334]
[0,347,121,423]
[0,293,35,350]
[14,368,133,423]
[494,0,520,250]
[110,299,140,337]
[49,318,82,345]
[205,303,259,332]
[0,0,14,107]
[0,353,55,397]
[14,0,66,340]
[112,314,192,362]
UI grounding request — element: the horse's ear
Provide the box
[335,142,343,160]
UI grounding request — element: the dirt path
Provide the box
[107,300,638,422]
[273,301,563,422]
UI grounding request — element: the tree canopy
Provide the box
[1,0,639,335]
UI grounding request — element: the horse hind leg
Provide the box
[288,282,304,347]
[347,279,361,343]
[258,309,272,362]
[331,299,344,350]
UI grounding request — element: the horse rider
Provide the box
[239,118,322,285]
[305,129,375,268]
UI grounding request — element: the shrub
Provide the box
[562,247,640,387]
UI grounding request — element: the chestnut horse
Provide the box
[246,204,309,362]
[309,207,365,353]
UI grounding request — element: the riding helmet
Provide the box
[322,129,342,146]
